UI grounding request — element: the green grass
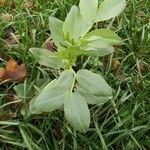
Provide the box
[0,0,150,149]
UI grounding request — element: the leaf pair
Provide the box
[53,0,126,44]
[48,0,125,59]
[30,69,112,132]
[0,59,26,81]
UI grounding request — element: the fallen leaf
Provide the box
[7,1,16,9]
[137,61,147,72]
[111,58,121,72]
[54,127,62,141]
[0,68,5,78]
[4,26,20,46]
[6,58,18,72]
[1,13,13,21]
[43,38,54,51]
[0,59,26,81]
[4,26,15,39]
[0,0,5,6]
[24,0,33,9]
[0,110,17,121]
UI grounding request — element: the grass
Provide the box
[0,0,150,149]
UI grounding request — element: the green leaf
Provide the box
[63,6,83,41]
[76,69,112,97]
[64,92,90,133]
[30,48,63,69]
[30,84,69,114]
[63,6,90,42]
[76,88,111,105]
[81,38,114,57]
[30,70,74,114]
[95,0,126,22]
[56,70,74,90]
[85,29,121,44]
[84,47,114,57]
[79,0,98,24]
[14,84,33,101]
[49,17,64,48]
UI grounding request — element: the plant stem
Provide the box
[69,68,76,93]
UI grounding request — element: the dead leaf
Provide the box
[112,58,121,72]
[24,0,33,9]
[0,0,5,6]
[1,13,13,21]
[4,26,20,45]
[4,26,15,39]
[43,38,54,51]
[7,1,16,9]
[137,61,147,72]
[6,59,18,72]
[0,59,26,81]
[0,110,17,120]
[0,68,5,78]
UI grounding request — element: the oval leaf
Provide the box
[76,88,111,105]
[95,0,126,22]
[30,84,69,114]
[64,92,90,133]
[63,6,83,41]
[81,38,114,57]
[76,69,112,96]
[49,17,64,48]
[79,0,98,24]
[85,29,121,44]
[56,70,74,90]
[30,48,63,69]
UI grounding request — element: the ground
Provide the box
[0,0,150,149]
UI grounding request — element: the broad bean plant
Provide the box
[29,0,126,132]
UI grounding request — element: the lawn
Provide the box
[0,0,150,149]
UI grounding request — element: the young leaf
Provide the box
[85,29,121,44]
[63,6,83,41]
[14,83,33,101]
[64,92,90,133]
[95,0,126,22]
[30,85,69,114]
[79,0,98,25]
[76,69,112,97]
[30,48,63,69]
[49,17,64,48]
[81,38,114,57]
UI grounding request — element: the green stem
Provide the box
[69,68,76,93]
[73,128,77,150]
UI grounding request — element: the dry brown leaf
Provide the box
[43,38,54,51]
[0,0,5,6]
[1,13,13,21]
[0,59,26,81]
[138,61,147,72]
[0,68,5,78]
[24,0,33,9]
[111,58,121,72]
[7,1,16,9]
[4,26,15,38]
[0,110,17,120]
[6,59,18,72]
